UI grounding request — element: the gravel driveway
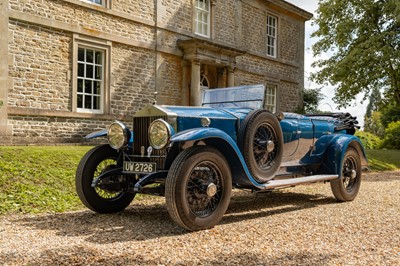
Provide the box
[1,171,399,266]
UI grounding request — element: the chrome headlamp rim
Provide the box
[107,121,130,150]
[148,119,173,150]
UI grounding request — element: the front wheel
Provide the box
[330,147,362,201]
[76,144,135,213]
[165,146,232,231]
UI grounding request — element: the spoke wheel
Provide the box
[186,161,223,217]
[330,147,362,202]
[76,145,135,213]
[166,146,232,231]
[93,160,123,200]
[253,122,279,171]
[239,110,283,183]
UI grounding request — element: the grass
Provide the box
[0,146,92,215]
[365,149,400,171]
[0,146,399,215]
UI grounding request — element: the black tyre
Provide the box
[76,144,135,213]
[165,146,232,231]
[239,110,283,183]
[330,147,362,201]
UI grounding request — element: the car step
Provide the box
[260,174,339,190]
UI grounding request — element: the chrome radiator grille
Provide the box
[132,116,168,169]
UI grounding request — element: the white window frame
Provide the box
[264,84,277,112]
[72,35,111,114]
[267,15,277,58]
[80,0,110,8]
[194,0,211,38]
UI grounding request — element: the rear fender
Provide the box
[318,135,368,175]
[169,128,265,188]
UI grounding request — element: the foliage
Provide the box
[0,146,92,214]
[302,87,324,114]
[366,149,400,171]
[363,111,385,138]
[311,0,400,108]
[381,121,400,149]
[380,100,400,128]
[365,87,382,118]
[355,130,382,150]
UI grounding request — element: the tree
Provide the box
[311,0,400,108]
[364,111,385,137]
[380,100,400,127]
[302,87,324,114]
[364,87,384,137]
[382,120,400,149]
[365,87,382,118]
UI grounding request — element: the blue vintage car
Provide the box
[76,85,367,231]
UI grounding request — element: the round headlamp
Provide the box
[148,119,172,150]
[108,121,130,150]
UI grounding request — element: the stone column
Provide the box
[227,67,235,87]
[0,0,10,138]
[190,60,201,106]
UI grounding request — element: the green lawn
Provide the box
[0,146,92,215]
[0,146,399,215]
[365,149,400,171]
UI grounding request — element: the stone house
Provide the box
[0,0,312,144]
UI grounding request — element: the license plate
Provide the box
[123,162,156,173]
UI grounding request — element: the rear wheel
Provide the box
[165,146,232,231]
[330,147,362,201]
[76,144,135,213]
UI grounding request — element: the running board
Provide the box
[260,174,339,190]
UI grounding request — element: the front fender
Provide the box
[171,127,235,143]
[85,130,107,139]
[84,128,134,146]
[170,127,267,189]
[318,135,368,175]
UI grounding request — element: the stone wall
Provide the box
[9,115,113,144]
[111,44,156,116]
[241,2,266,54]
[214,0,238,45]
[159,0,192,33]
[8,21,71,111]
[2,0,311,144]
[112,0,155,20]
[279,81,302,112]
[280,16,302,63]
[156,53,183,106]
[9,0,156,45]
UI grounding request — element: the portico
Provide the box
[178,39,245,106]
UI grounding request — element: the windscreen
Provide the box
[202,84,265,109]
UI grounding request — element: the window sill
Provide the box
[8,107,130,121]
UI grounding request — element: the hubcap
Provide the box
[253,123,277,170]
[350,169,357,179]
[266,140,275,153]
[206,183,217,197]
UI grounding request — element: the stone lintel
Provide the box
[178,39,246,67]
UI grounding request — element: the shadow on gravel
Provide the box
[13,202,185,244]
[13,191,337,244]
[222,190,337,225]
[10,246,339,266]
